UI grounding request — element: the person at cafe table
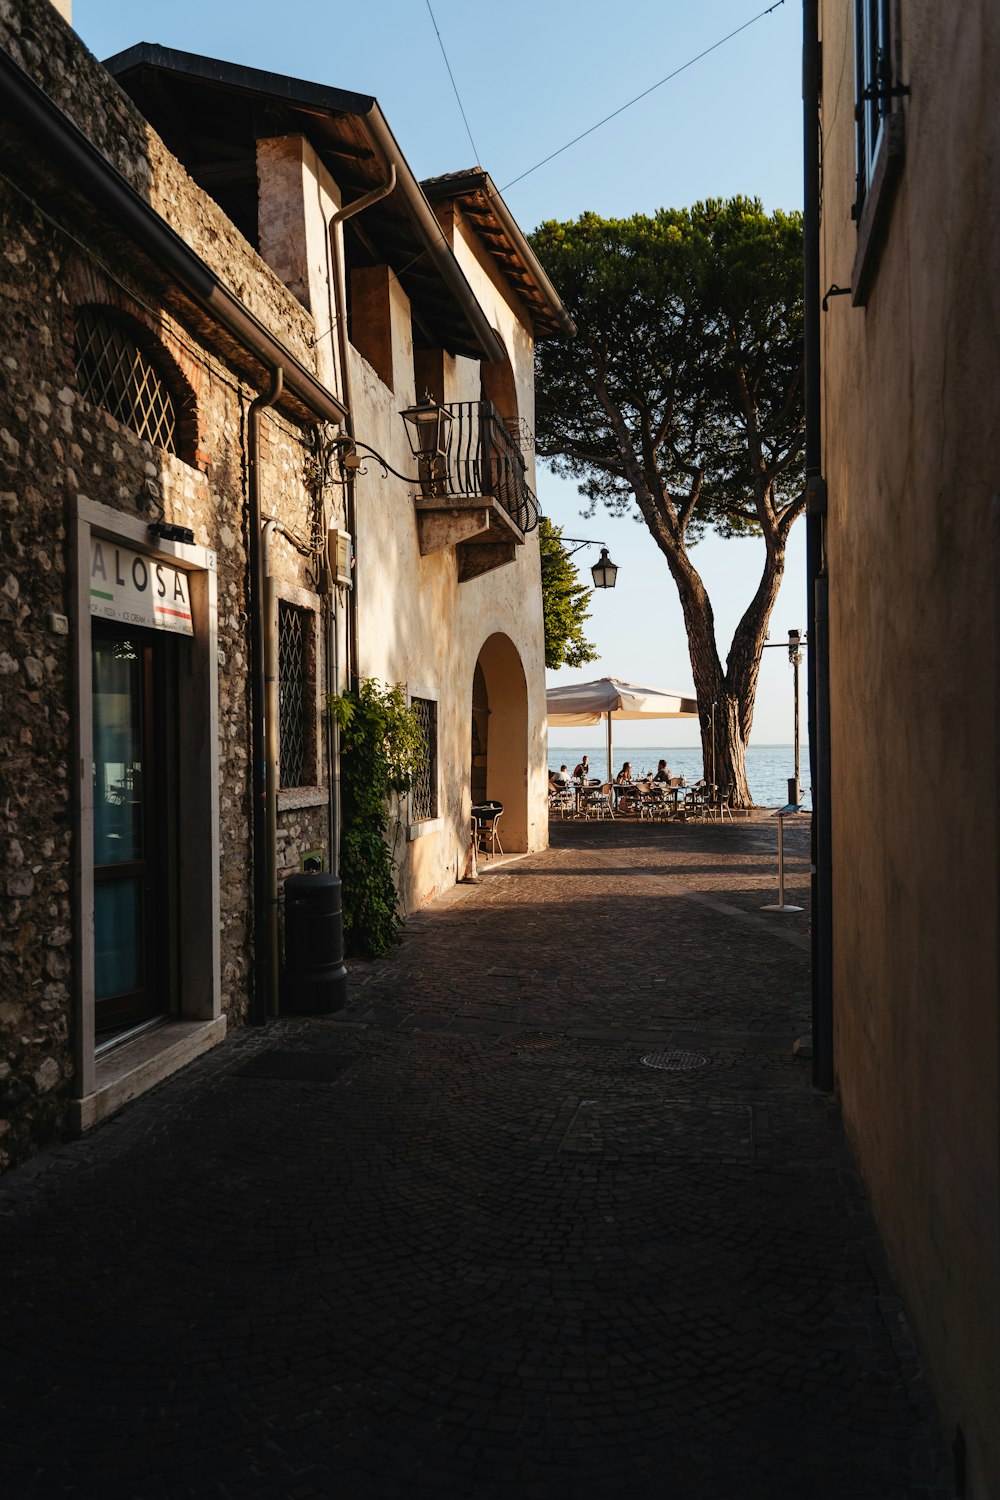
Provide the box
[572,756,590,781]
[615,761,633,785]
[652,758,671,784]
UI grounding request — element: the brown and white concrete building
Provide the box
[0,0,569,1168]
[812,2,1000,1493]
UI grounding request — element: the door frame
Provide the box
[71,496,221,1102]
[91,621,177,1044]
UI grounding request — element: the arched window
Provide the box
[74,307,185,456]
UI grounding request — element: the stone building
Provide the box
[810,2,999,1493]
[0,0,568,1168]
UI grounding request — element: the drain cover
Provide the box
[506,1032,561,1049]
[639,1050,710,1072]
[233,1050,355,1081]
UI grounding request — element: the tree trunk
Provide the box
[660,531,787,811]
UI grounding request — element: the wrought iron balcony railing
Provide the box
[442,399,539,535]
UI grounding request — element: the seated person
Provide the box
[615,761,633,784]
[652,758,671,783]
[553,764,571,786]
[572,756,590,781]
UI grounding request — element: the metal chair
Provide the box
[582,782,614,819]
[475,802,504,857]
[548,788,574,820]
[707,782,733,822]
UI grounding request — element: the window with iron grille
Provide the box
[854,0,899,216]
[278,602,314,788]
[74,307,181,454]
[410,697,438,822]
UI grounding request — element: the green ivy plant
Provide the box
[329,679,427,959]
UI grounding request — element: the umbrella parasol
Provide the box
[546,676,699,781]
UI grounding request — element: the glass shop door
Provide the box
[91,625,173,1044]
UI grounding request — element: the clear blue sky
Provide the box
[76,0,806,747]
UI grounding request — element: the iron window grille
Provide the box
[278,602,312,789]
[410,697,438,822]
[74,307,179,454]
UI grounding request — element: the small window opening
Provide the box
[278,602,314,789]
[410,697,438,822]
[74,307,180,454]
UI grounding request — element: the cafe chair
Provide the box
[582,782,614,819]
[475,802,504,858]
[707,782,733,823]
[548,787,574,820]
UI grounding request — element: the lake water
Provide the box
[549,744,810,809]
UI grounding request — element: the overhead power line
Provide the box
[425,0,482,166]
[502,0,786,193]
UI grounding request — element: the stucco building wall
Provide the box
[818,3,1000,1492]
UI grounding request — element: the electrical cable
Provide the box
[501,0,786,192]
[425,0,481,167]
[316,0,788,350]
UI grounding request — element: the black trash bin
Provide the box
[281,873,347,1015]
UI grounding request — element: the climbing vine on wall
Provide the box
[329,679,426,958]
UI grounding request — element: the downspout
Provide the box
[262,519,280,1015]
[803,0,834,1091]
[329,165,397,690]
[248,367,284,1025]
[326,586,341,876]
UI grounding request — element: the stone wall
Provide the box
[0,0,317,368]
[0,0,331,1169]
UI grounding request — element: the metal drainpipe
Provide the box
[327,588,342,877]
[248,367,284,1025]
[803,0,834,1091]
[262,519,280,1015]
[329,166,397,688]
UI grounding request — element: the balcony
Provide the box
[415,399,539,581]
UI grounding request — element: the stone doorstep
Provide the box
[69,1017,227,1134]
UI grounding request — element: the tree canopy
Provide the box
[529,197,805,805]
[538,516,598,670]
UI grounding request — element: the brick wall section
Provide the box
[0,0,333,1169]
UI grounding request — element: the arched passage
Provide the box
[471,632,529,851]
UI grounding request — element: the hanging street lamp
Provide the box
[560,536,620,589]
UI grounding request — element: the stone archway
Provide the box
[472,633,529,850]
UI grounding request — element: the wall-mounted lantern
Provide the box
[561,536,620,590]
[590,546,619,590]
[400,395,453,466]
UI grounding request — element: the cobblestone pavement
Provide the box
[0,817,952,1498]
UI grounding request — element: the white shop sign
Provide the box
[89,538,193,636]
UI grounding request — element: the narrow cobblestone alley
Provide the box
[0,819,952,1498]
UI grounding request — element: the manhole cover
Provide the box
[506,1032,561,1049]
[639,1050,710,1072]
[233,1050,355,1082]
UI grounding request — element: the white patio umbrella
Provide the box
[546,676,699,782]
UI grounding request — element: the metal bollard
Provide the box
[761,810,804,914]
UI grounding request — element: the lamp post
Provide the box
[761,628,808,807]
[788,628,803,807]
